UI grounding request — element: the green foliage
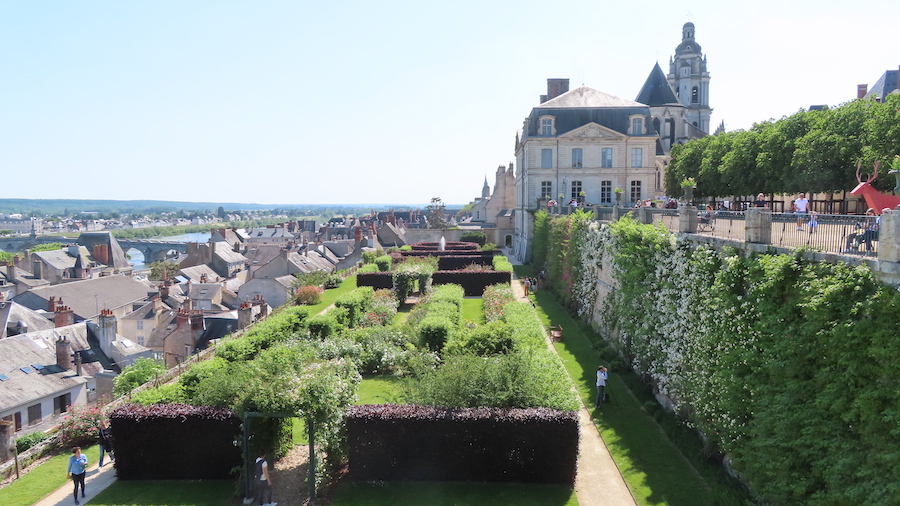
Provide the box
[0,251,14,263]
[361,250,382,264]
[292,270,331,288]
[417,316,454,352]
[530,210,550,267]
[148,260,181,281]
[177,357,229,399]
[323,273,344,289]
[482,283,515,322]
[574,216,900,504]
[334,287,375,328]
[30,243,63,252]
[429,283,464,309]
[113,357,165,397]
[59,404,104,448]
[481,242,496,251]
[357,263,379,273]
[444,320,514,356]
[15,431,50,453]
[405,349,578,411]
[399,245,412,251]
[392,259,435,301]
[460,231,487,245]
[492,255,513,272]
[667,94,900,196]
[307,313,343,339]
[374,255,392,272]
[130,382,187,405]
[362,289,400,327]
[426,197,449,228]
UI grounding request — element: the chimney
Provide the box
[190,311,204,333]
[74,351,83,376]
[153,295,163,313]
[48,296,57,312]
[32,259,42,279]
[200,273,208,283]
[545,78,570,102]
[182,298,193,312]
[858,84,868,99]
[238,301,253,329]
[97,309,117,359]
[175,309,190,330]
[55,305,75,328]
[56,337,72,370]
[159,281,170,300]
[5,263,15,282]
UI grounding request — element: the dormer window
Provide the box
[540,116,556,136]
[630,116,644,135]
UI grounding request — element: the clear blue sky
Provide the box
[2,1,898,206]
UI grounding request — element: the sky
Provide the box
[2,0,899,207]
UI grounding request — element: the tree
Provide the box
[149,260,181,281]
[113,357,166,397]
[426,197,448,229]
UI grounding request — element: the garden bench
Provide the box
[549,325,563,342]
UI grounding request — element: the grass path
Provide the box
[0,445,99,506]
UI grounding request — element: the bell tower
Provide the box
[667,22,711,133]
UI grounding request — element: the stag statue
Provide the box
[850,161,900,214]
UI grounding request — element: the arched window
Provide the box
[691,86,699,103]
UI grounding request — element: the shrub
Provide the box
[399,245,412,251]
[294,270,331,287]
[445,320,514,356]
[358,263,379,273]
[114,357,166,397]
[375,255,393,272]
[482,242,497,251]
[418,316,454,352]
[430,283,464,309]
[178,357,229,399]
[483,283,515,322]
[492,255,513,272]
[15,431,50,453]
[460,231,487,245]
[307,313,342,339]
[131,383,187,405]
[324,273,344,289]
[335,287,375,328]
[59,404,104,448]
[361,250,381,264]
[363,289,399,327]
[295,285,324,305]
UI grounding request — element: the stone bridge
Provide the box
[116,239,189,263]
[0,236,189,264]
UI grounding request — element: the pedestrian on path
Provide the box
[255,450,277,506]
[98,419,114,467]
[67,446,87,504]
[523,278,530,296]
[596,366,608,408]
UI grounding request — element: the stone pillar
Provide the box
[878,210,900,263]
[745,208,773,244]
[679,205,698,233]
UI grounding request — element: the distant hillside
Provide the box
[0,199,456,216]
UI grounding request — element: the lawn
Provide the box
[329,481,577,506]
[356,375,404,404]
[305,274,359,314]
[459,297,483,324]
[0,445,100,506]
[87,480,234,505]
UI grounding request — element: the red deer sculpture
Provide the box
[850,161,900,215]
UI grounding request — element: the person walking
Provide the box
[255,451,277,506]
[523,277,530,296]
[596,366,608,408]
[67,446,88,504]
[794,193,809,230]
[98,419,114,467]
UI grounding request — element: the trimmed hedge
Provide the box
[356,272,394,289]
[347,404,578,484]
[437,254,495,271]
[432,270,512,296]
[110,404,241,480]
[410,241,479,251]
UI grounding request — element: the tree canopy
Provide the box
[665,95,900,198]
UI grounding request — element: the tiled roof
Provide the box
[0,301,55,338]
[537,86,645,109]
[13,276,153,320]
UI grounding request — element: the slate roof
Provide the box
[244,244,285,268]
[77,232,132,270]
[189,283,223,302]
[178,264,220,282]
[13,275,154,320]
[246,228,295,240]
[213,242,247,264]
[32,247,89,271]
[635,63,680,106]
[0,301,55,338]
[0,323,109,412]
[865,69,899,102]
[525,86,653,138]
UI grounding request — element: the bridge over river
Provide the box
[0,235,190,264]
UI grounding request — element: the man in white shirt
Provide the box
[794,193,809,230]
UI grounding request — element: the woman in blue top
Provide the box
[67,446,88,504]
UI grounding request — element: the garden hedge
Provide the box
[432,270,512,296]
[347,405,578,484]
[110,404,241,480]
[356,272,394,289]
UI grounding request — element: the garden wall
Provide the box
[347,405,577,484]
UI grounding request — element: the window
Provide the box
[541,118,553,136]
[540,181,553,198]
[631,148,643,168]
[601,181,612,203]
[27,403,42,426]
[630,180,642,203]
[632,117,643,135]
[137,321,144,330]
[691,86,699,103]
[137,335,145,346]
[570,181,582,200]
[53,393,71,415]
[541,149,552,169]
[571,148,582,168]
[601,148,613,168]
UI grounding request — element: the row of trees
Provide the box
[665,94,900,198]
